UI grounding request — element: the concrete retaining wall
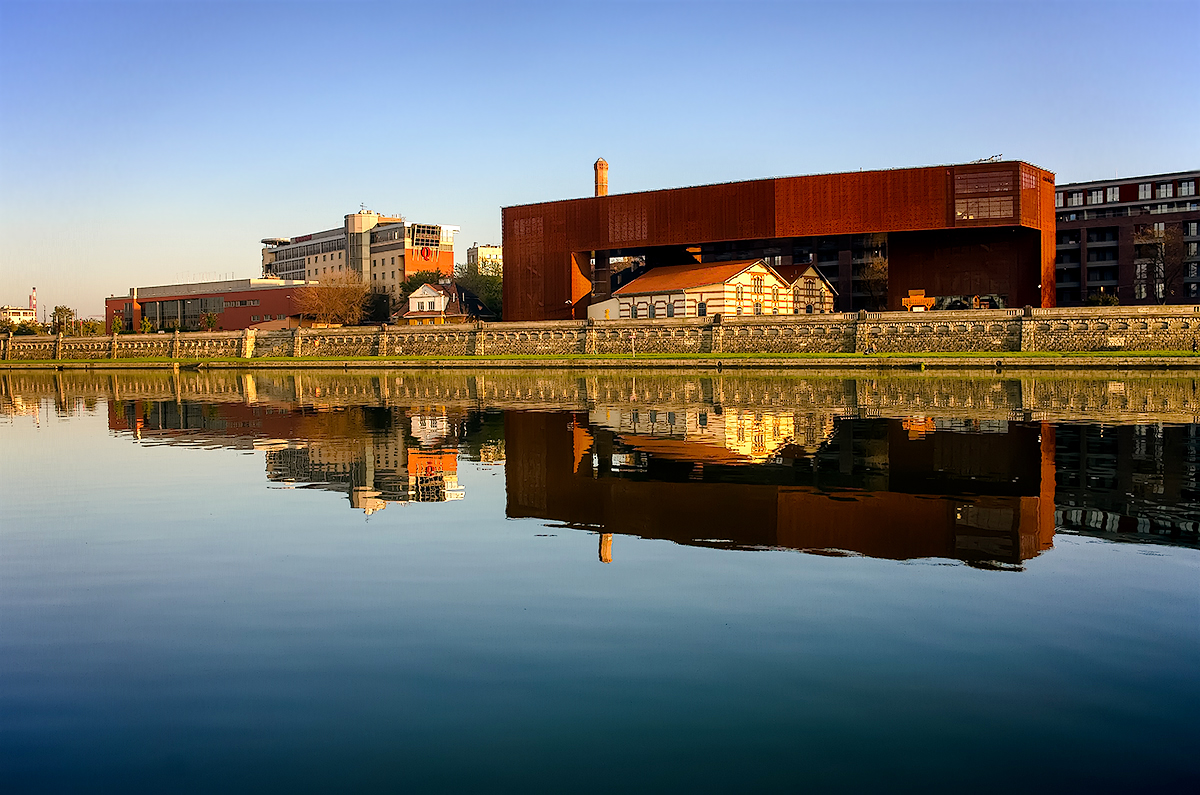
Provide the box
[4,305,1200,362]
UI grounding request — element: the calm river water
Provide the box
[2,369,1198,792]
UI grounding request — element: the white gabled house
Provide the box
[610,258,836,319]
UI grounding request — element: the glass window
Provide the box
[1067,192,1083,207]
[1088,190,1103,204]
[648,304,656,319]
[696,302,706,317]
[1055,192,1064,208]
[1107,186,1120,202]
[954,170,1014,194]
[1156,183,1174,199]
[956,196,1016,220]
[753,302,762,315]
[630,304,638,319]
[1139,183,1152,200]
[1180,180,1196,197]
[665,302,675,318]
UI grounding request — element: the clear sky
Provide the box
[1,0,1196,317]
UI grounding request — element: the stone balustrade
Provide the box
[3,305,1200,363]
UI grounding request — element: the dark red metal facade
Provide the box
[502,161,1057,320]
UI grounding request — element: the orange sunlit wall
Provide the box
[502,161,1057,320]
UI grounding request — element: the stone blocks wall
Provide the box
[5,305,1200,362]
[1024,306,1200,353]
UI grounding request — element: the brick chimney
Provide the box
[594,158,608,197]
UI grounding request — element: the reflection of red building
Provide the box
[502,160,1056,320]
[505,412,1056,566]
[408,451,464,501]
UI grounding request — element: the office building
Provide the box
[261,210,460,312]
[466,243,503,276]
[105,278,308,332]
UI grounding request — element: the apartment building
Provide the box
[1055,170,1200,305]
[466,243,503,276]
[261,210,459,312]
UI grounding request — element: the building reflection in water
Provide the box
[6,368,1187,564]
[106,399,478,514]
[506,410,1058,569]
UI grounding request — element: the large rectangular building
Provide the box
[1053,170,1200,305]
[501,160,1057,321]
[261,210,459,313]
[105,278,308,332]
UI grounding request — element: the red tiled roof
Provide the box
[613,259,765,296]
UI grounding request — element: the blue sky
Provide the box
[1,0,1196,316]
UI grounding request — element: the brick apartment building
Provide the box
[1054,170,1200,305]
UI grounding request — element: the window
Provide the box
[806,304,814,314]
[1066,192,1083,207]
[698,412,707,427]
[666,302,675,318]
[391,271,395,280]
[752,275,764,296]
[735,285,744,302]
[753,302,763,315]
[771,286,779,305]
[1139,183,1152,200]
[1088,190,1103,204]
[1180,180,1196,197]
[1156,183,1174,199]
[1107,186,1120,202]
[956,196,1015,219]
[696,302,707,317]
[391,257,396,266]
[648,304,657,319]
[954,170,1014,194]
[1187,222,1199,236]
[1055,192,1064,208]
[630,304,638,319]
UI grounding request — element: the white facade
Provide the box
[1,306,37,325]
[615,261,791,320]
[407,283,450,314]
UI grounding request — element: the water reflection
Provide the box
[3,369,1198,561]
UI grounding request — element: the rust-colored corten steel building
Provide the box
[502,160,1057,320]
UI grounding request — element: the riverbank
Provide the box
[3,351,1200,371]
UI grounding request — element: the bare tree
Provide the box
[858,254,889,311]
[1135,223,1187,304]
[294,275,370,326]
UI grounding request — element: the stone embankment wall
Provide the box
[5,369,1199,426]
[3,305,1200,362]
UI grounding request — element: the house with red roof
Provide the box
[607,258,836,320]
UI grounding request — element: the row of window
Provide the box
[1057,180,1197,207]
[250,315,287,322]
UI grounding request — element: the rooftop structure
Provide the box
[502,160,1057,321]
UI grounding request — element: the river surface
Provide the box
[2,369,1198,792]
